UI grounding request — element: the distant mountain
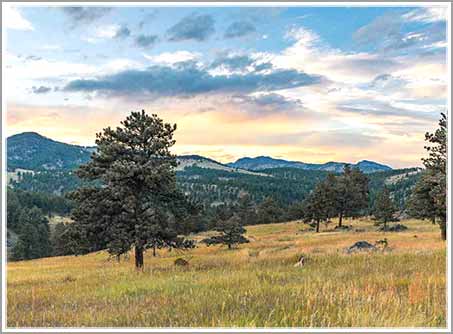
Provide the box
[227,156,392,173]
[6,132,266,176]
[176,155,269,176]
[7,132,94,171]
[7,132,392,174]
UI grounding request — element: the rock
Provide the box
[378,224,408,232]
[347,241,376,253]
[174,258,189,266]
[334,225,352,231]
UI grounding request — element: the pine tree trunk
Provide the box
[440,221,447,241]
[135,245,144,269]
[153,245,156,257]
[338,212,343,227]
[228,244,231,249]
[432,216,436,225]
[316,220,320,233]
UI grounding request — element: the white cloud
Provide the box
[143,51,201,65]
[4,5,33,31]
[403,7,448,23]
[95,24,121,38]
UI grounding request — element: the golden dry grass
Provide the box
[7,218,447,328]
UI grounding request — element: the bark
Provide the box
[228,244,232,249]
[153,245,156,257]
[316,220,320,233]
[440,221,447,241]
[135,245,144,269]
[338,212,343,227]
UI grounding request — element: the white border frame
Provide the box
[1,2,451,333]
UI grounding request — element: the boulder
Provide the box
[347,241,376,253]
[174,258,189,266]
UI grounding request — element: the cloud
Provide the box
[402,7,447,23]
[167,13,215,41]
[95,24,120,38]
[210,54,255,71]
[353,8,447,54]
[61,7,111,26]
[337,98,441,121]
[4,5,34,31]
[31,86,52,94]
[134,34,158,48]
[138,10,158,29]
[353,13,402,47]
[224,21,256,38]
[273,26,401,84]
[233,93,302,111]
[63,62,321,98]
[143,51,200,65]
[114,25,131,39]
[25,55,42,61]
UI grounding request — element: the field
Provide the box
[7,218,447,328]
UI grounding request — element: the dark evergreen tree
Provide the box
[11,207,51,260]
[257,196,283,224]
[237,194,258,225]
[202,215,249,249]
[301,179,336,232]
[69,110,194,269]
[334,165,369,227]
[408,113,447,240]
[373,186,397,230]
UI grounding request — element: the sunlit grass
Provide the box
[7,218,446,328]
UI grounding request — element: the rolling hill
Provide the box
[7,132,94,171]
[227,156,392,173]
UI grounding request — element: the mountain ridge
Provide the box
[8,132,392,173]
[227,156,392,173]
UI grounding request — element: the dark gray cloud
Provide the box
[32,86,52,94]
[134,34,158,48]
[233,93,302,111]
[63,62,321,98]
[210,54,255,71]
[224,21,256,38]
[114,25,131,39]
[209,53,274,73]
[167,13,215,42]
[61,7,112,25]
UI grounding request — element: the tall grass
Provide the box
[7,218,446,328]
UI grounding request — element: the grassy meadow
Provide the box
[7,218,447,328]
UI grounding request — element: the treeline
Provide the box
[7,187,74,260]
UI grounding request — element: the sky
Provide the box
[4,4,449,168]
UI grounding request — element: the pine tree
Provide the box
[257,196,283,224]
[408,113,447,240]
[374,187,397,230]
[202,215,249,249]
[11,206,51,260]
[334,165,369,227]
[302,179,336,232]
[237,194,258,225]
[69,110,194,269]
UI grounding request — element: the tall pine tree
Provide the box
[374,186,397,230]
[69,110,194,269]
[408,113,447,240]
